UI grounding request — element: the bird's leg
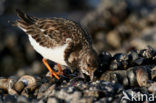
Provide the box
[42,58,60,79]
[56,64,63,75]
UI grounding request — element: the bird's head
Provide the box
[79,49,98,81]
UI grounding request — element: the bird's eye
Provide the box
[87,64,91,67]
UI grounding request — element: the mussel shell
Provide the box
[136,68,149,87]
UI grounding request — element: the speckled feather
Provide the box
[13,9,98,80]
[15,12,92,48]
[15,10,92,62]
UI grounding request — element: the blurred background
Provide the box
[0,0,156,77]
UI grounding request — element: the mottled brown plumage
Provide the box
[12,9,98,81]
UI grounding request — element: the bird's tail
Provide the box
[9,9,37,31]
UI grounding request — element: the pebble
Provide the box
[17,96,29,103]
[47,96,59,103]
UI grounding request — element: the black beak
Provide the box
[89,71,94,81]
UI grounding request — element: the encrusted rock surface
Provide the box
[0,47,155,103]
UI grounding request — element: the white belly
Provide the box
[28,35,68,66]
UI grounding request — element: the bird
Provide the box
[11,9,98,81]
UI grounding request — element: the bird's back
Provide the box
[14,9,92,49]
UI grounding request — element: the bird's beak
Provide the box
[89,70,94,81]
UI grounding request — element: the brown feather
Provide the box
[16,9,34,25]
[12,9,98,81]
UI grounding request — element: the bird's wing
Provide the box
[12,9,92,48]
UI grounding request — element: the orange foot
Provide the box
[42,58,63,80]
[56,64,63,76]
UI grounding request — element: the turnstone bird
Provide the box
[11,9,98,81]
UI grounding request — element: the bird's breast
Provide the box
[28,35,68,66]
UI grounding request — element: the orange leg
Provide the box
[42,58,60,80]
[56,64,63,75]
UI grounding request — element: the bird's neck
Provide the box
[79,47,91,59]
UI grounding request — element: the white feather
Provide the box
[81,68,89,75]
[40,29,45,32]
[19,26,27,32]
[28,35,68,66]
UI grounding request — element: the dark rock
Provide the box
[151,66,156,80]
[128,51,139,62]
[17,95,29,103]
[109,60,119,70]
[3,95,16,103]
[114,53,128,62]
[95,51,112,78]
[134,57,144,65]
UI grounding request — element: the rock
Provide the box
[148,82,156,93]
[17,96,29,103]
[3,95,16,103]
[47,96,59,103]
